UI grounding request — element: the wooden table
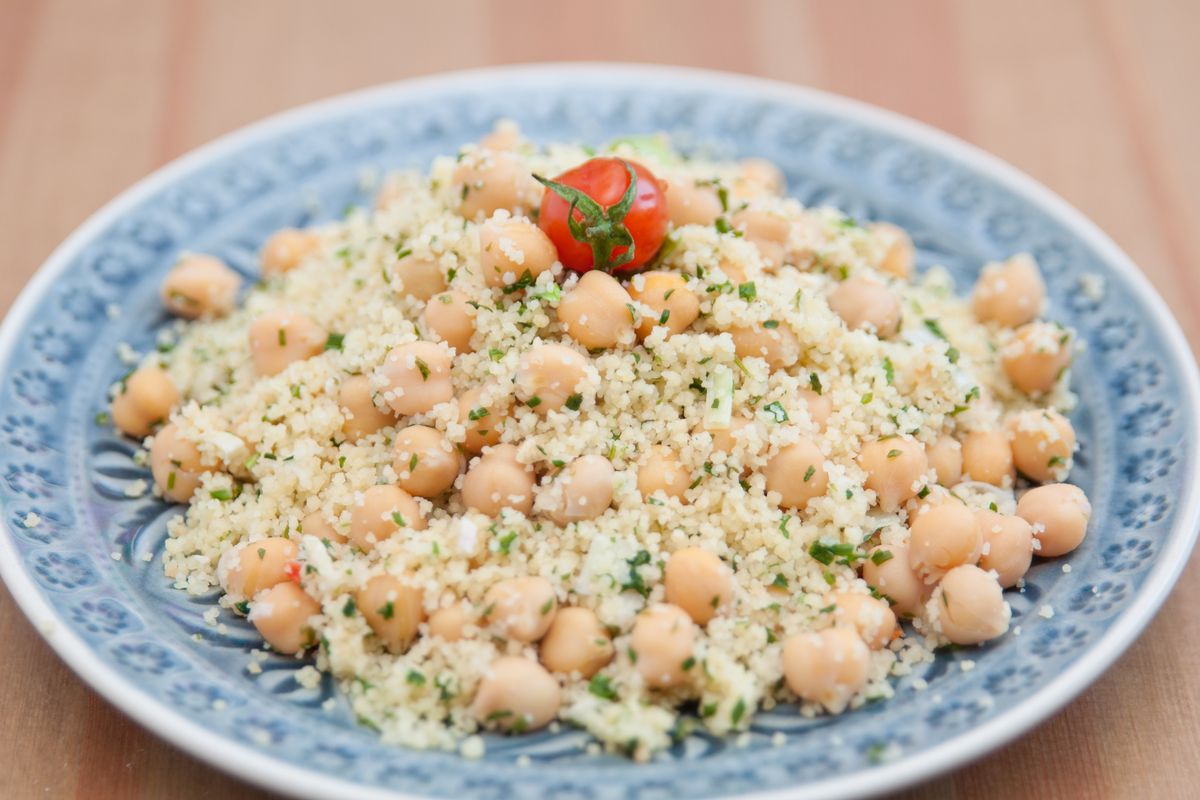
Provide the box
[2,1,1197,797]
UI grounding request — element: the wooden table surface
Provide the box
[2,1,1198,798]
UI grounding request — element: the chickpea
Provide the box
[927,437,963,487]
[733,158,785,198]
[558,271,637,349]
[764,437,829,510]
[862,543,928,618]
[869,221,915,280]
[250,582,319,655]
[910,489,973,527]
[858,437,928,512]
[348,485,425,551]
[827,275,901,338]
[1002,322,1073,396]
[728,322,801,370]
[691,417,753,460]
[248,309,327,377]
[356,574,424,654]
[515,344,588,412]
[453,150,536,220]
[627,271,700,339]
[800,389,832,432]
[260,228,319,279]
[374,177,403,211]
[1007,409,1075,483]
[664,177,722,226]
[338,375,394,442]
[972,253,1045,328]
[539,606,614,678]
[478,216,558,288]
[932,564,1010,645]
[428,602,473,642]
[479,120,523,152]
[150,422,210,503]
[461,444,535,517]
[224,537,299,600]
[630,604,697,689]
[300,511,346,544]
[715,257,748,285]
[1016,483,1091,557]
[663,547,733,625]
[472,656,560,733]
[161,254,240,319]
[828,592,897,650]
[422,291,476,353]
[547,455,614,525]
[378,341,453,415]
[731,209,790,268]
[483,576,558,643]
[111,366,179,438]
[637,445,690,502]
[782,627,869,713]
[393,254,447,301]
[961,429,1015,486]
[975,510,1033,588]
[391,425,462,498]
[457,387,510,454]
[908,502,982,583]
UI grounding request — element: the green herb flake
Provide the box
[406,669,426,686]
[809,373,823,395]
[414,358,430,381]
[763,401,788,423]
[588,674,618,700]
[565,393,583,411]
[324,332,345,351]
[342,597,356,617]
[737,282,757,301]
[378,601,395,620]
[883,357,895,385]
[803,465,816,482]
[731,698,747,726]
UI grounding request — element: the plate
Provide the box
[1,64,1197,800]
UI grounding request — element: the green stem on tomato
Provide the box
[534,160,638,271]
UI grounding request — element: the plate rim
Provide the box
[2,62,1198,800]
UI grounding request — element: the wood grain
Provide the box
[0,1,1197,798]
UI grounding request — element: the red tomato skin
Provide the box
[537,158,669,273]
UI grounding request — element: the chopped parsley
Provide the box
[588,674,618,700]
[763,401,788,423]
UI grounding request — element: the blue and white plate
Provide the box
[1,65,1197,800]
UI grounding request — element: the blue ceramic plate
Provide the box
[1,65,1197,800]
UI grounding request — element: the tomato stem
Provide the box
[534,160,638,271]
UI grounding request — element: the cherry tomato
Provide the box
[536,158,668,273]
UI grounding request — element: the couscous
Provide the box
[108,122,1091,760]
